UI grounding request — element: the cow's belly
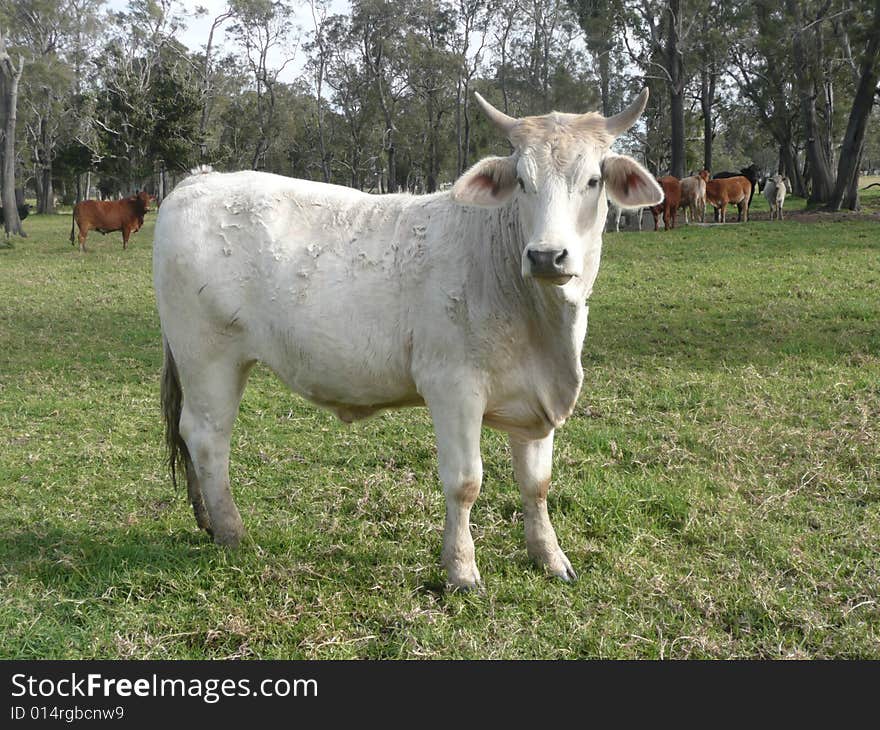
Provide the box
[261,341,422,418]
[239,282,423,418]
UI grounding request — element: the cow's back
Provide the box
[75,199,127,230]
[706,175,749,204]
[153,171,457,412]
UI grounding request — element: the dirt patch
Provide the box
[752,209,880,224]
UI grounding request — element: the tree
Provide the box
[227,0,297,170]
[402,0,458,192]
[828,0,880,210]
[787,0,835,203]
[195,5,233,160]
[452,0,490,174]
[623,0,690,178]
[731,2,806,195]
[303,0,334,182]
[352,0,407,192]
[0,27,27,237]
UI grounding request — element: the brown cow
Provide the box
[70,191,156,252]
[700,170,750,223]
[649,175,681,231]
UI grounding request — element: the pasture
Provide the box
[1,210,878,659]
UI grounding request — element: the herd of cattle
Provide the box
[4,166,790,252]
[607,165,789,232]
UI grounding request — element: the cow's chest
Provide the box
[481,311,586,439]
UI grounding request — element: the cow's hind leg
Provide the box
[177,358,252,547]
[510,432,576,582]
[425,386,485,590]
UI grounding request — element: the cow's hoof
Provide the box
[446,578,485,594]
[445,561,482,592]
[212,524,245,548]
[546,547,577,582]
[532,546,577,583]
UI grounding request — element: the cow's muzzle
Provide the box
[525,247,574,285]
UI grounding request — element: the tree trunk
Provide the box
[597,42,610,117]
[39,168,54,214]
[788,0,834,204]
[0,36,26,237]
[667,0,686,178]
[828,0,880,211]
[700,67,716,172]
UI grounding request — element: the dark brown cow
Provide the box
[70,191,156,252]
[700,170,750,223]
[649,175,681,231]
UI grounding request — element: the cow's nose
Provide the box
[526,247,570,278]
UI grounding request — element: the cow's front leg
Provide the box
[510,432,576,582]
[426,387,485,590]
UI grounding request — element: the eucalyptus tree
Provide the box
[0,26,27,237]
[351,0,408,192]
[452,0,491,175]
[401,0,459,192]
[730,1,805,194]
[323,14,376,189]
[303,0,334,182]
[828,0,880,210]
[226,0,297,170]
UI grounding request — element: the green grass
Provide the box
[1,212,879,659]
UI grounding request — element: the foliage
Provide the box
[3,1,879,209]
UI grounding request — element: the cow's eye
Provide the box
[517,177,526,191]
[587,176,601,189]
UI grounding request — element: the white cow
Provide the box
[154,90,662,589]
[764,174,786,221]
[606,199,645,233]
[680,175,707,224]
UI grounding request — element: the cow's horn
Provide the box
[604,88,649,136]
[474,92,516,136]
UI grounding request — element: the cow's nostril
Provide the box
[527,249,537,264]
[555,249,568,265]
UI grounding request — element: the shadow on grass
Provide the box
[0,519,451,599]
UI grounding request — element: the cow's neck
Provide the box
[465,199,587,415]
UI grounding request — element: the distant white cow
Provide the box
[680,175,706,224]
[764,174,786,221]
[154,90,662,590]
[606,199,645,232]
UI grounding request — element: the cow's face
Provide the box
[136,191,157,210]
[452,91,662,288]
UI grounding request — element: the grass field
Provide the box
[1,210,878,659]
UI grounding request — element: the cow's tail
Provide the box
[161,337,186,489]
[161,338,212,533]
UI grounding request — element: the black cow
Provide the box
[0,203,31,224]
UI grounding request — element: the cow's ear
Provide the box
[602,154,663,209]
[451,156,518,208]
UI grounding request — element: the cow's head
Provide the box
[134,190,157,212]
[452,90,662,287]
